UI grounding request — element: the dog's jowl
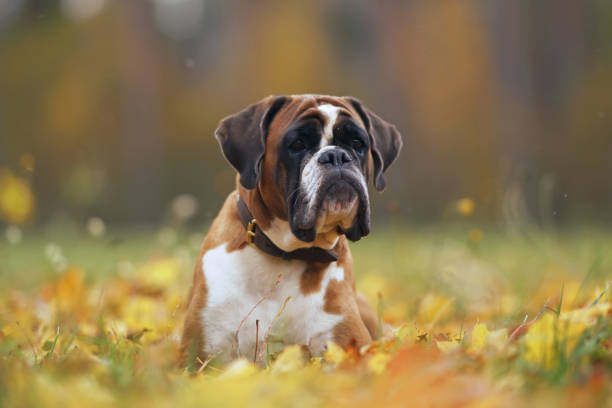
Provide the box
[181,94,402,366]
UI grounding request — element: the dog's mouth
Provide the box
[320,196,359,217]
[319,180,359,215]
[290,174,370,243]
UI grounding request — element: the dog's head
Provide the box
[215,94,402,248]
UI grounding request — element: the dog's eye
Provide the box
[351,138,365,151]
[289,138,306,152]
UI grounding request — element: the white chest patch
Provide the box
[201,244,345,361]
[317,103,342,148]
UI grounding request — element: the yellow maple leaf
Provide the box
[309,356,323,369]
[368,352,391,374]
[469,323,489,352]
[120,296,175,343]
[270,345,307,374]
[523,313,587,370]
[219,359,258,380]
[324,341,347,366]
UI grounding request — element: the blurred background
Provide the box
[1,0,611,233]
[1,4,612,394]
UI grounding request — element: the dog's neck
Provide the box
[237,183,340,253]
[264,218,340,252]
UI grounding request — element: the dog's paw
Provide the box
[308,331,333,356]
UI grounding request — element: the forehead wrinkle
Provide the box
[265,98,307,150]
[268,96,366,151]
[292,96,319,116]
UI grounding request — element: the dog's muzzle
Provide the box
[290,147,370,242]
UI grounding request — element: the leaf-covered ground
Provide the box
[1,226,611,407]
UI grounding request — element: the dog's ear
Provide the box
[345,97,402,191]
[215,95,289,189]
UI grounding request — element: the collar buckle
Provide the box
[246,218,257,246]
[236,194,337,263]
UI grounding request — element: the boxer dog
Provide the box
[181,94,401,367]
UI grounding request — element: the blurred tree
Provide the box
[118,2,164,222]
[0,0,610,226]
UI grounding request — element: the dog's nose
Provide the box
[318,149,352,167]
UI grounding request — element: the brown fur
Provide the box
[180,95,385,367]
[322,238,373,350]
[246,95,371,224]
[180,189,376,366]
[179,191,244,367]
[357,294,379,340]
[299,263,328,295]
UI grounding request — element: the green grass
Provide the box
[1,223,610,310]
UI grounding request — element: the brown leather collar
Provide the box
[236,195,338,263]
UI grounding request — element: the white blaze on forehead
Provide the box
[317,104,342,147]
